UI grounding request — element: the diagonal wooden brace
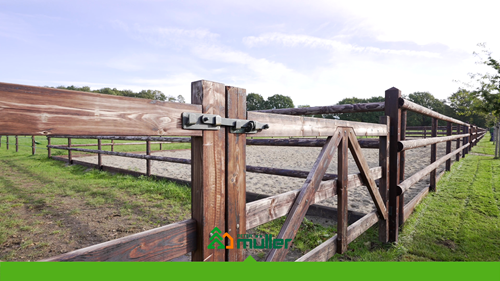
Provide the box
[265,128,342,261]
[347,130,388,220]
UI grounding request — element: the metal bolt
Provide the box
[237,224,240,229]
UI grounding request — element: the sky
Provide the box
[1,0,499,106]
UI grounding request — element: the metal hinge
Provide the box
[182,112,270,134]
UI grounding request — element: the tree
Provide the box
[247,93,266,111]
[264,94,294,110]
[406,92,445,126]
[334,96,384,123]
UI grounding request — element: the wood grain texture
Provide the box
[246,165,338,180]
[15,136,18,152]
[337,130,348,254]
[40,219,196,261]
[347,130,388,220]
[255,102,385,115]
[248,112,387,137]
[399,110,406,226]
[399,98,469,126]
[245,167,382,229]
[191,80,226,262]
[398,134,469,151]
[266,131,342,261]
[378,116,389,243]
[0,82,202,136]
[50,136,192,142]
[225,86,246,262]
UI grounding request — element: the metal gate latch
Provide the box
[182,112,269,134]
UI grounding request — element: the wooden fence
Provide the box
[0,82,487,262]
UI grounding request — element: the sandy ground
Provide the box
[75,140,459,215]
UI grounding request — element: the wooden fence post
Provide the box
[337,129,349,253]
[111,140,114,152]
[446,122,452,171]
[32,135,35,155]
[466,125,470,155]
[225,86,246,261]
[98,139,102,170]
[429,118,437,192]
[68,138,72,164]
[6,136,9,150]
[378,116,389,242]
[385,87,401,242]
[399,110,407,226]
[462,125,467,158]
[456,125,460,161]
[146,140,151,176]
[48,137,51,158]
[191,80,226,262]
[16,136,19,152]
[159,142,162,151]
[0,136,2,148]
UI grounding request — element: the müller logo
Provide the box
[208,227,292,249]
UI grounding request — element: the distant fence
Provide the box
[0,82,487,262]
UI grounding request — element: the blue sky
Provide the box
[1,0,499,106]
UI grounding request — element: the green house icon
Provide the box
[207,227,225,249]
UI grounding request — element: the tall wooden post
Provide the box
[385,87,401,242]
[399,110,407,226]
[337,129,349,253]
[378,116,390,242]
[466,125,470,155]
[68,138,72,164]
[48,137,51,158]
[15,136,19,152]
[159,142,163,151]
[0,136,2,148]
[429,118,438,192]
[32,136,36,155]
[6,136,9,150]
[98,139,102,170]
[446,122,452,171]
[111,140,114,152]
[225,86,247,261]
[462,125,467,158]
[456,125,460,161]
[191,80,226,262]
[146,140,151,176]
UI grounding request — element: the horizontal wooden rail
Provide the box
[249,112,388,137]
[398,134,469,151]
[49,136,192,142]
[255,102,385,115]
[246,138,380,148]
[295,210,379,261]
[398,143,470,195]
[246,165,338,180]
[399,98,469,126]
[0,82,202,136]
[40,219,196,261]
[70,142,170,147]
[246,167,381,229]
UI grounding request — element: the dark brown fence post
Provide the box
[191,80,226,262]
[423,127,427,139]
[111,140,114,152]
[456,125,460,161]
[462,125,467,158]
[225,86,246,261]
[446,122,452,171]
[0,136,2,148]
[378,116,389,242]
[6,136,9,150]
[68,138,72,164]
[399,110,407,226]
[466,125,470,155]
[159,141,162,151]
[98,139,102,170]
[385,87,401,242]
[146,140,151,176]
[429,118,437,192]
[47,137,51,158]
[32,136,35,155]
[16,136,19,152]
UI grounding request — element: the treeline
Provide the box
[54,85,186,103]
[246,91,488,127]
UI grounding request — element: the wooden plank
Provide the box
[398,143,470,194]
[246,137,380,148]
[378,116,389,243]
[68,138,72,164]
[225,86,246,262]
[430,118,437,192]
[97,139,102,169]
[266,131,342,261]
[347,130,388,220]
[50,136,192,142]
[248,111,387,137]
[245,167,382,229]
[399,98,469,126]
[385,87,401,242]
[246,165,338,180]
[16,136,19,152]
[40,219,196,261]
[446,122,452,171]
[295,211,379,262]
[398,134,469,151]
[255,102,385,115]
[0,82,202,136]
[47,137,51,157]
[191,80,226,262]
[337,130,349,254]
